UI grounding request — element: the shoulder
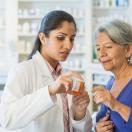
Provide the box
[8,59,35,78]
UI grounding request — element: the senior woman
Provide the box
[92,19,132,132]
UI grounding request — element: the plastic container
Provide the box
[68,77,85,96]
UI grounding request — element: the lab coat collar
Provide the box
[32,51,54,81]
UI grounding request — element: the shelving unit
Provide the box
[0,0,6,91]
[16,0,92,76]
[0,0,18,92]
[0,1,6,47]
[0,0,132,114]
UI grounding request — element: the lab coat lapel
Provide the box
[32,51,54,83]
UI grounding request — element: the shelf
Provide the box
[18,33,37,37]
[90,63,113,75]
[93,81,109,86]
[0,90,3,98]
[0,8,5,10]
[70,51,85,55]
[18,0,82,2]
[69,69,84,72]
[62,66,84,72]
[93,73,112,86]
[94,7,128,10]
[76,34,85,37]
[0,26,5,30]
[92,59,99,63]
[0,74,7,87]
[72,68,84,72]
[18,15,84,20]
[18,15,42,19]
[18,52,29,54]
[18,53,29,62]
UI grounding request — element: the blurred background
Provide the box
[0,0,131,114]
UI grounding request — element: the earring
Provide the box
[130,56,132,64]
[128,56,132,65]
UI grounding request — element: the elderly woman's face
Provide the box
[96,32,128,71]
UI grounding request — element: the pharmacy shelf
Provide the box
[70,51,85,55]
[2,0,130,114]
[68,68,85,72]
[0,26,5,30]
[18,16,42,19]
[18,16,84,20]
[91,63,113,75]
[18,0,82,2]
[18,33,36,37]
[94,7,128,10]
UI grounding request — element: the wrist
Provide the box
[48,85,56,96]
[73,110,86,120]
[111,100,120,111]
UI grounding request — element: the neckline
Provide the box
[110,78,132,100]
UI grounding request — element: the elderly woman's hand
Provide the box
[92,86,118,110]
[96,114,114,132]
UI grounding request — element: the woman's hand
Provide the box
[48,71,84,95]
[72,91,90,120]
[93,86,131,122]
[92,86,117,110]
[96,114,114,132]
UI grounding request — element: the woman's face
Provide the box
[40,21,76,63]
[96,32,128,71]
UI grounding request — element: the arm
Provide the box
[92,86,132,123]
[0,65,55,130]
[71,91,92,132]
[112,101,131,122]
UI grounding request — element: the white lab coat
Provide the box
[0,51,92,132]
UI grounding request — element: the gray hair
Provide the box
[95,19,132,46]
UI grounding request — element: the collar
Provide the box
[32,51,53,78]
[32,51,62,78]
[45,60,62,76]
